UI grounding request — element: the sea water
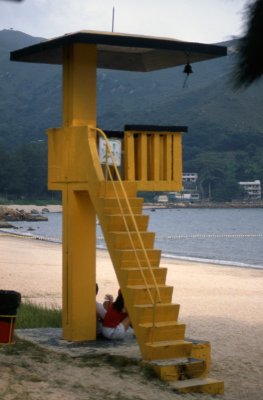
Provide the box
[2,208,263,269]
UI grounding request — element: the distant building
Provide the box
[239,180,261,200]
[168,192,200,202]
[182,173,198,184]
[155,194,169,203]
[180,173,200,201]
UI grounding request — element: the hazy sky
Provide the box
[0,0,250,43]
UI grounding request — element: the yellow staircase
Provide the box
[87,129,224,394]
[48,125,223,393]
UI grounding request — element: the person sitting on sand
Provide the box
[102,290,133,340]
[96,283,113,335]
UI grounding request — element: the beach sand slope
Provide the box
[0,234,262,399]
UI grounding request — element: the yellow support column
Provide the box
[63,189,96,340]
[62,43,97,341]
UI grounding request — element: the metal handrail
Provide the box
[92,127,162,305]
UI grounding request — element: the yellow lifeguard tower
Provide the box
[11,31,226,393]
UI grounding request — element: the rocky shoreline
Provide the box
[0,206,48,228]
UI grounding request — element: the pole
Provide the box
[112,7,115,32]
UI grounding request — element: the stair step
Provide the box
[109,231,155,250]
[186,338,211,375]
[103,206,143,215]
[134,303,180,323]
[102,197,144,214]
[147,357,206,381]
[144,340,192,360]
[139,321,186,341]
[140,321,183,328]
[99,181,137,198]
[120,267,167,285]
[117,249,161,268]
[97,180,222,392]
[102,197,143,207]
[126,284,173,305]
[170,377,224,394]
[104,214,149,231]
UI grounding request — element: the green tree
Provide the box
[0,142,10,198]
[235,0,263,87]
[18,141,48,198]
[212,178,244,202]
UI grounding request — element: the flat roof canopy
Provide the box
[10,30,227,72]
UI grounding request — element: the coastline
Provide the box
[1,204,262,270]
[1,230,262,271]
[3,201,263,213]
[144,201,263,209]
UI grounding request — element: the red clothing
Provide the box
[103,305,128,328]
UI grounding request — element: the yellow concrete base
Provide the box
[145,338,223,394]
[189,339,211,376]
[147,357,206,382]
[170,378,224,394]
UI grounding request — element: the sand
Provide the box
[0,233,262,399]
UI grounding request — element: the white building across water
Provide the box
[239,180,261,200]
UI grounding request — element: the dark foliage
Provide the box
[235,0,263,87]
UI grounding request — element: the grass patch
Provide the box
[15,301,62,329]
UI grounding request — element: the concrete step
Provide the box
[109,231,155,250]
[170,377,224,394]
[126,284,173,305]
[139,321,185,342]
[104,214,149,232]
[143,339,192,361]
[133,303,180,324]
[120,267,167,286]
[147,357,206,381]
[99,181,137,198]
[102,197,144,214]
[117,248,161,268]
[104,206,143,215]
[186,338,211,376]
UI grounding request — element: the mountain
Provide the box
[0,30,62,148]
[1,29,262,146]
[0,29,263,201]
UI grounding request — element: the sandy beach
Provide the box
[0,233,262,399]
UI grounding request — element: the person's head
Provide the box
[113,290,124,312]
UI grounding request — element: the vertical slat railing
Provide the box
[123,128,183,191]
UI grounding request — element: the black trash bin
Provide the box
[0,290,21,343]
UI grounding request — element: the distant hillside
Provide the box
[0,29,263,201]
[1,29,262,145]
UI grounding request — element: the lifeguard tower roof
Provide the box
[10,30,227,72]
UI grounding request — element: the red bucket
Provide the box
[0,316,16,343]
